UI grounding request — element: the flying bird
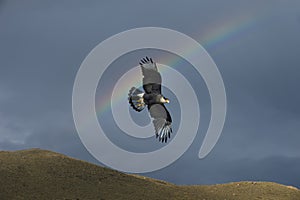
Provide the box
[128,57,172,143]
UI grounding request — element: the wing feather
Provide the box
[140,57,161,94]
[148,104,172,143]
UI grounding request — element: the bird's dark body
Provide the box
[143,93,163,106]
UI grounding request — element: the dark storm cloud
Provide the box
[0,0,300,187]
[149,154,300,188]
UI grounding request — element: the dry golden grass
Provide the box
[0,149,299,200]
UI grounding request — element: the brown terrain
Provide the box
[0,149,299,200]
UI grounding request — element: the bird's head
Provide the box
[160,96,170,104]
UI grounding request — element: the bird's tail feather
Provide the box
[128,87,146,112]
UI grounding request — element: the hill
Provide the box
[0,149,299,200]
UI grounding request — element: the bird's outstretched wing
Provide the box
[140,57,162,94]
[148,104,172,143]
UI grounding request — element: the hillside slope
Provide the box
[0,149,299,200]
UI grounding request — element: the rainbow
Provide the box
[199,13,259,49]
[96,12,264,116]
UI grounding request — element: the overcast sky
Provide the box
[1,0,300,187]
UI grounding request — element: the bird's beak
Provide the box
[166,99,170,103]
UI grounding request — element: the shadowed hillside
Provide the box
[0,149,299,200]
